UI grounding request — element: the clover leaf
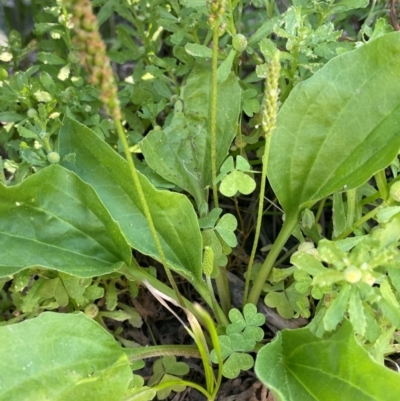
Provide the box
[210,333,255,379]
[220,170,256,197]
[148,356,189,399]
[216,156,256,197]
[215,213,238,247]
[227,304,265,342]
[264,282,310,319]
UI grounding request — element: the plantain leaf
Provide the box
[59,117,202,282]
[0,312,132,401]
[0,165,131,278]
[268,32,400,217]
[140,65,242,208]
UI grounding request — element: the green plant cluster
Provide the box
[1,1,400,400]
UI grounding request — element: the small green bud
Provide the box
[84,303,99,318]
[362,272,375,286]
[47,152,60,164]
[27,108,38,118]
[68,51,81,64]
[232,34,247,53]
[202,246,215,276]
[301,208,315,229]
[390,181,400,202]
[0,67,8,81]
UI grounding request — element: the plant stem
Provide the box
[114,119,185,307]
[346,188,356,229]
[214,267,231,315]
[125,344,201,361]
[124,380,213,401]
[120,263,229,326]
[375,169,388,201]
[247,214,298,305]
[210,23,219,209]
[334,204,382,240]
[227,0,237,35]
[315,197,327,223]
[209,10,232,316]
[244,50,280,304]
[243,133,271,303]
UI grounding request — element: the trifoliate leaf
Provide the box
[215,214,238,247]
[219,170,256,197]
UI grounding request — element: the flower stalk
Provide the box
[64,0,184,307]
[244,51,280,304]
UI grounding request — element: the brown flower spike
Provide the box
[64,0,121,120]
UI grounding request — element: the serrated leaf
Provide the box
[268,33,400,218]
[106,280,118,311]
[0,165,131,278]
[348,286,366,335]
[291,252,326,276]
[0,312,132,401]
[323,283,351,332]
[255,320,400,401]
[59,117,202,282]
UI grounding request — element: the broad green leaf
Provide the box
[0,312,132,401]
[291,252,326,276]
[255,320,400,401]
[268,32,400,217]
[0,165,131,278]
[59,117,202,282]
[140,65,242,208]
